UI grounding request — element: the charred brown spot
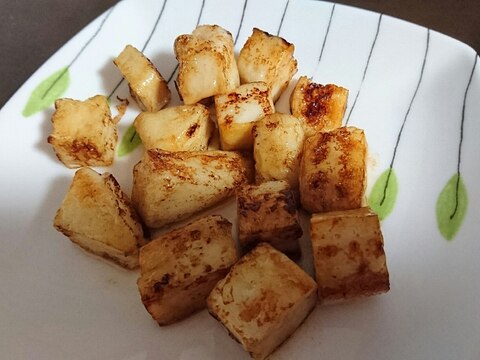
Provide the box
[238,197,261,212]
[320,245,339,257]
[70,140,101,159]
[348,241,361,254]
[153,273,170,292]
[224,115,234,125]
[265,120,278,130]
[190,229,201,240]
[280,189,297,214]
[186,123,199,137]
[302,83,335,124]
[309,171,327,190]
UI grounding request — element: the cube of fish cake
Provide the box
[214,82,274,151]
[207,243,317,360]
[237,28,297,102]
[299,126,366,213]
[175,25,239,104]
[237,181,302,255]
[310,207,389,303]
[134,104,212,151]
[132,149,252,228]
[138,215,238,325]
[47,95,117,168]
[290,76,348,137]
[53,167,145,269]
[253,113,305,188]
[114,45,170,112]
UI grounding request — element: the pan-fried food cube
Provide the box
[214,82,274,151]
[134,104,212,151]
[207,243,317,360]
[132,149,252,228]
[237,181,302,255]
[174,25,239,104]
[310,207,389,303]
[290,76,348,137]
[53,167,145,269]
[253,113,305,188]
[299,126,366,213]
[138,215,238,325]
[237,28,297,102]
[114,45,170,112]
[47,95,117,168]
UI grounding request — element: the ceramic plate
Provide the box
[1,0,479,359]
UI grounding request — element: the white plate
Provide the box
[1,0,479,359]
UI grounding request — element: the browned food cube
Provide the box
[47,95,118,168]
[131,149,253,228]
[138,215,238,325]
[214,82,274,151]
[237,180,302,255]
[114,45,170,112]
[253,113,305,188]
[290,76,348,137]
[207,243,317,360]
[299,126,366,213]
[310,207,389,303]
[237,28,297,102]
[53,167,145,269]
[174,25,239,104]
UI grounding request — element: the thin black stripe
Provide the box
[317,3,335,67]
[450,54,478,218]
[345,14,383,125]
[141,0,168,52]
[167,0,206,84]
[276,0,290,36]
[167,64,179,84]
[380,29,430,205]
[41,6,115,99]
[109,0,168,99]
[195,0,206,27]
[234,0,248,45]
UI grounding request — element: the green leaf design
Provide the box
[368,168,398,220]
[118,124,142,157]
[22,67,70,117]
[436,174,468,240]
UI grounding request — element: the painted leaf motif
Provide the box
[436,174,468,241]
[23,67,70,117]
[118,125,142,157]
[368,168,398,220]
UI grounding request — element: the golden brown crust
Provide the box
[131,149,252,228]
[310,207,389,303]
[53,167,144,269]
[48,95,117,168]
[290,76,348,137]
[137,215,238,325]
[300,126,366,213]
[207,243,317,360]
[237,28,297,102]
[237,181,302,255]
[114,45,170,112]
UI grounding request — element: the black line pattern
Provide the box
[345,14,383,125]
[108,0,168,99]
[380,29,431,205]
[451,54,478,218]
[41,6,115,99]
[276,0,290,36]
[316,3,335,69]
[234,0,248,45]
[166,0,206,84]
